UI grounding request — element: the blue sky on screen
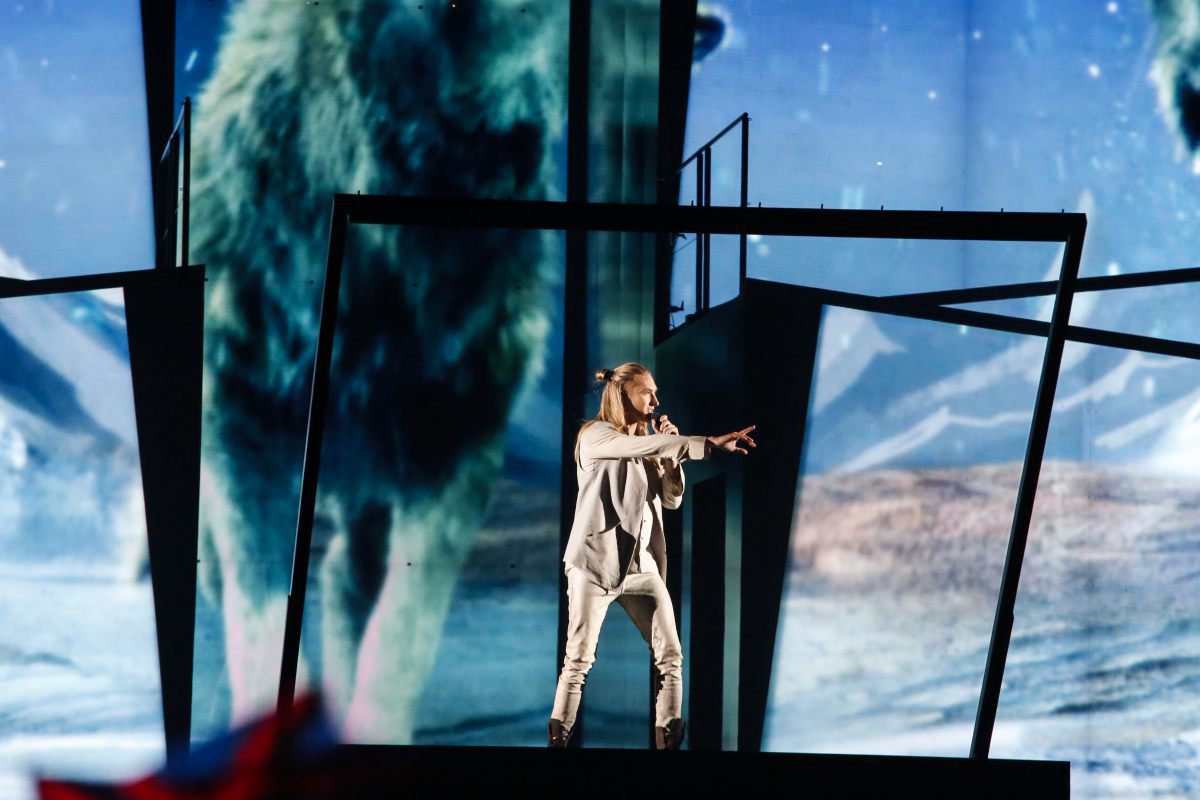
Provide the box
[682,0,1200,475]
[0,0,152,279]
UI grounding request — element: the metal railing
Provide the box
[155,97,192,270]
[673,112,749,316]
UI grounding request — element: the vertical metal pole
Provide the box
[739,114,749,290]
[157,128,179,271]
[559,0,592,747]
[168,135,179,270]
[702,146,712,311]
[154,145,164,270]
[695,149,704,312]
[277,201,349,717]
[180,98,191,269]
[970,225,1086,758]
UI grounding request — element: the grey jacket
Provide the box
[563,421,709,589]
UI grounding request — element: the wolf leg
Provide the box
[318,499,391,722]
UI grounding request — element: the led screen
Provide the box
[680,1,1200,793]
[0,289,163,798]
[0,2,153,277]
[179,1,573,746]
[0,3,162,797]
[292,222,565,746]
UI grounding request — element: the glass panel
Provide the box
[991,343,1200,796]
[0,2,153,278]
[290,223,563,746]
[186,1,569,741]
[764,307,1043,755]
[0,291,161,798]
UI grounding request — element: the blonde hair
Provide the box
[574,362,652,464]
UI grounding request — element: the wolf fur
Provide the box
[1151,0,1200,164]
[191,0,561,741]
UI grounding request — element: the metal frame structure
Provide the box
[154,98,192,271]
[672,113,750,316]
[266,195,1084,754]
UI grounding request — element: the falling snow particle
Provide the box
[1107,261,1120,276]
[1088,64,1101,78]
[876,161,884,167]
[184,49,199,72]
[972,30,982,41]
[755,243,770,258]
[821,42,830,53]
[0,159,6,170]
[928,90,938,100]
[1107,2,1118,13]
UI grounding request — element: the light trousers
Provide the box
[551,564,683,730]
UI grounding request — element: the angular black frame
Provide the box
[278,195,1199,756]
[0,266,204,764]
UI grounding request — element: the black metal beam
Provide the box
[335,195,1085,243]
[689,475,727,750]
[695,151,705,312]
[738,281,823,751]
[1065,324,1200,361]
[314,194,1200,369]
[277,205,349,717]
[971,225,1087,758]
[557,0,592,747]
[739,115,749,289]
[888,265,1200,308]
[181,97,192,268]
[772,284,1200,362]
[124,267,205,765]
[703,150,712,310]
[0,268,163,298]
[140,0,175,254]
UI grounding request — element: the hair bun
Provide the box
[596,368,615,383]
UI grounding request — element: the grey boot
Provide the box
[654,718,685,750]
[548,718,572,748]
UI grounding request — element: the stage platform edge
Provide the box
[334,744,1069,798]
